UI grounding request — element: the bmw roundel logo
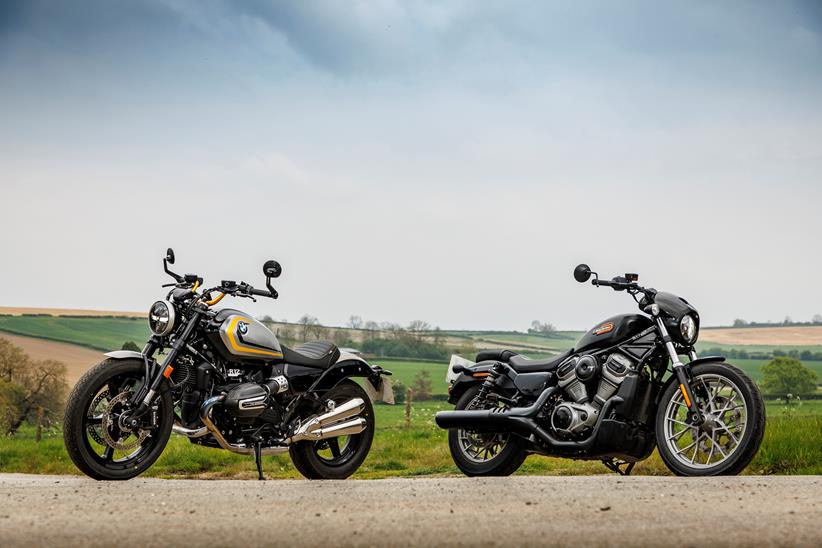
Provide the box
[237,321,248,335]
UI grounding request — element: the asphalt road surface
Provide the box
[1,474,820,547]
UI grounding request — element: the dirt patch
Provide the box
[700,326,822,346]
[0,306,145,318]
[0,333,103,386]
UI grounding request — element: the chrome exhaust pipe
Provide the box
[199,394,288,456]
[288,417,367,443]
[172,423,209,438]
[313,397,365,431]
[197,395,366,454]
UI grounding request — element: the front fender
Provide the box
[655,357,727,407]
[104,350,144,360]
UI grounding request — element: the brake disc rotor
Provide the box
[85,390,110,445]
[101,391,149,452]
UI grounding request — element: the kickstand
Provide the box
[602,458,635,476]
[254,441,265,481]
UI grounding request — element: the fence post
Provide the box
[35,406,44,442]
[404,388,413,429]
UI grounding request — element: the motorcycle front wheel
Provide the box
[655,362,765,476]
[63,358,173,480]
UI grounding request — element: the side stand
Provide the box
[602,458,635,476]
[254,441,265,481]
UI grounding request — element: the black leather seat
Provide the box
[475,349,518,363]
[282,341,340,369]
[508,349,573,373]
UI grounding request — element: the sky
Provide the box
[1,1,821,331]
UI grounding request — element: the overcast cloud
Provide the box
[1,1,821,330]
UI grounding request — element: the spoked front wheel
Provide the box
[655,362,765,476]
[63,358,173,480]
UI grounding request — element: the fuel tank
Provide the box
[207,309,283,364]
[576,314,654,354]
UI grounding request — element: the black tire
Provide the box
[447,385,527,477]
[655,362,765,476]
[289,380,375,480]
[63,358,174,480]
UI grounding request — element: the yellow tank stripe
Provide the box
[226,316,283,358]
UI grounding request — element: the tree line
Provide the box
[732,315,822,328]
[703,347,822,362]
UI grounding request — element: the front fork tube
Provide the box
[128,312,200,424]
[656,317,704,426]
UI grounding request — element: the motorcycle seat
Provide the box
[282,341,340,369]
[475,349,519,363]
[508,349,573,373]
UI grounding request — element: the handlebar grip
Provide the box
[249,287,271,297]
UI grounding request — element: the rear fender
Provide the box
[309,355,393,403]
[447,361,515,404]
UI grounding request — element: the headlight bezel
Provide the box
[148,300,176,336]
[679,314,698,344]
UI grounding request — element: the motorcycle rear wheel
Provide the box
[447,385,526,476]
[63,358,173,480]
[289,380,375,480]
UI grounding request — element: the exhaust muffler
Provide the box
[287,397,367,442]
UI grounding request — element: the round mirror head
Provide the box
[573,263,592,283]
[166,248,175,265]
[263,260,282,278]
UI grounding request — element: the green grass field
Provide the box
[725,358,822,383]
[1,401,820,478]
[0,315,149,351]
[372,359,450,395]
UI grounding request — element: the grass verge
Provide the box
[1,401,819,479]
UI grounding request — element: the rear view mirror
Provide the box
[166,248,176,265]
[574,264,592,283]
[263,260,282,279]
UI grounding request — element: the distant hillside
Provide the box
[1,307,820,356]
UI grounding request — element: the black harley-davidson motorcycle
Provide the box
[436,265,765,476]
[64,249,391,480]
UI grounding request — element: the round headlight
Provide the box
[148,300,175,336]
[680,314,697,344]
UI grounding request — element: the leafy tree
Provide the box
[411,370,433,401]
[121,341,141,352]
[760,357,818,398]
[732,318,748,327]
[0,338,68,435]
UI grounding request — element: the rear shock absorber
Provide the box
[474,361,504,406]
